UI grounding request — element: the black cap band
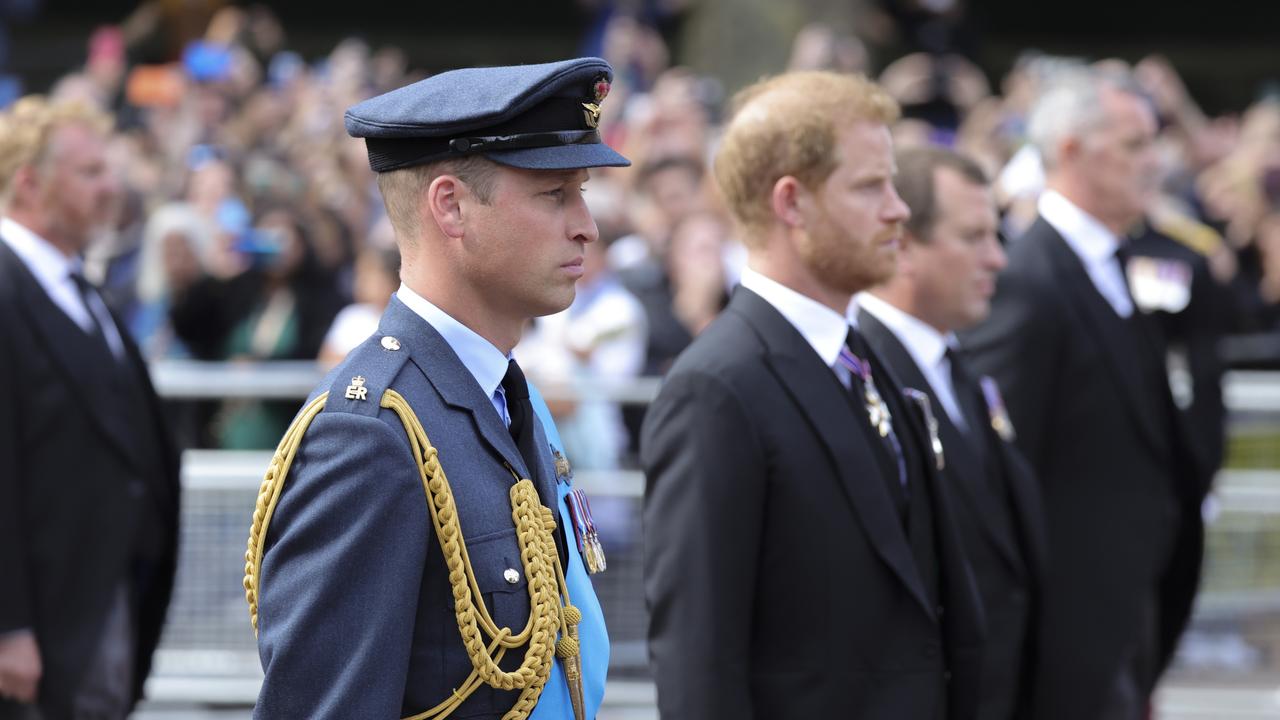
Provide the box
[363,96,600,172]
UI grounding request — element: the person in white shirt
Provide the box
[962,67,1209,720]
[0,96,180,720]
[857,146,1048,720]
[642,70,985,720]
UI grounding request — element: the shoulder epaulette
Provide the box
[324,333,412,418]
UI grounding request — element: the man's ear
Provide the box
[1057,134,1084,167]
[10,164,41,206]
[771,175,809,229]
[426,175,466,239]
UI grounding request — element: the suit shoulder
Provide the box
[664,309,763,381]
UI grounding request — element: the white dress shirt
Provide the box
[1,216,125,359]
[855,292,967,430]
[739,267,856,388]
[1038,190,1134,318]
[395,283,514,425]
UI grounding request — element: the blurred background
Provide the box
[5,0,1280,717]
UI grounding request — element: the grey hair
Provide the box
[1027,65,1148,170]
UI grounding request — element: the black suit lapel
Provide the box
[730,288,935,618]
[1,242,147,473]
[858,309,1025,574]
[1038,223,1169,456]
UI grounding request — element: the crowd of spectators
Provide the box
[18,4,1280,462]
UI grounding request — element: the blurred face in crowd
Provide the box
[645,164,703,232]
[254,208,305,279]
[458,166,599,321]
[668,213,727,291]
[795,121,910,297]
[28,122,117,255]
[1071,87,1160,231]
[352,249,399,307]
[902,166,1006,332]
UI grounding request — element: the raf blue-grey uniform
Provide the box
[252,57,628,719]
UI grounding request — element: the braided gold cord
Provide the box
[244,393,329,632]
[243,389,579,720]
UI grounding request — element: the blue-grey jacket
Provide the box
[253,297,605,718]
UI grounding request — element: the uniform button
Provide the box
[944,670,952,683]
[129,481,145,497]
[935,604,945,617]
[1011,590,1027,604]
[381,336,402,351]
[503,568,520,584]
[923,644,938,658]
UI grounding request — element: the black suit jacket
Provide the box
[642,287,985,720]
[859,308,1047,720]
[0,240,180,719]
[1128,226,1227,480]
[960,217,1206,720]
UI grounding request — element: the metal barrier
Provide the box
[141,362,1280,714]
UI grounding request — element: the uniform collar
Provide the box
[739,266,850,368]
[394,282,510,401]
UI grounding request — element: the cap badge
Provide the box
[582,102,602,129]
[582,75,610,129]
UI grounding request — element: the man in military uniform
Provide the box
[642,71,985,719]
[856,146,1048,720]
[247,58,628,719]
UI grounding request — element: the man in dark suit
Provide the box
[962,68,1208,720]
[857,146,1048,720]
[248,58,628,719]
[642,71,985,720]
[0,98,180,719]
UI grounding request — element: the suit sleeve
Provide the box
[641,369,766,720]
[254,411,429,719]
[0,301,32,634]
[962,273,1062,471]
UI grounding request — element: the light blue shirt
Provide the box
[394,282,608,719]
[395,283,513,423]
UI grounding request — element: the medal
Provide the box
[903,388,945,471]
[567,488,606,574]
[839,349,894,438]
[980,376,1017,442]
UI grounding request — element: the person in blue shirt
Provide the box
[244,57,629,720]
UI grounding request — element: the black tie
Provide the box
[69,270,117,362]
[501,358,569,564]
[945,348,982,432]
[500,358,539,476]
[946,346,992,467]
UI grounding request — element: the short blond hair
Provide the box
[0,95,112,205]
[714,71,899,233]
[376,155,498,247]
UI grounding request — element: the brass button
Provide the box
[381,336,401,351]
[503,568,520,584]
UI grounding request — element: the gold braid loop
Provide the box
[244,388,580,720]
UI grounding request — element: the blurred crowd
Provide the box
[18,3,1280,463]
